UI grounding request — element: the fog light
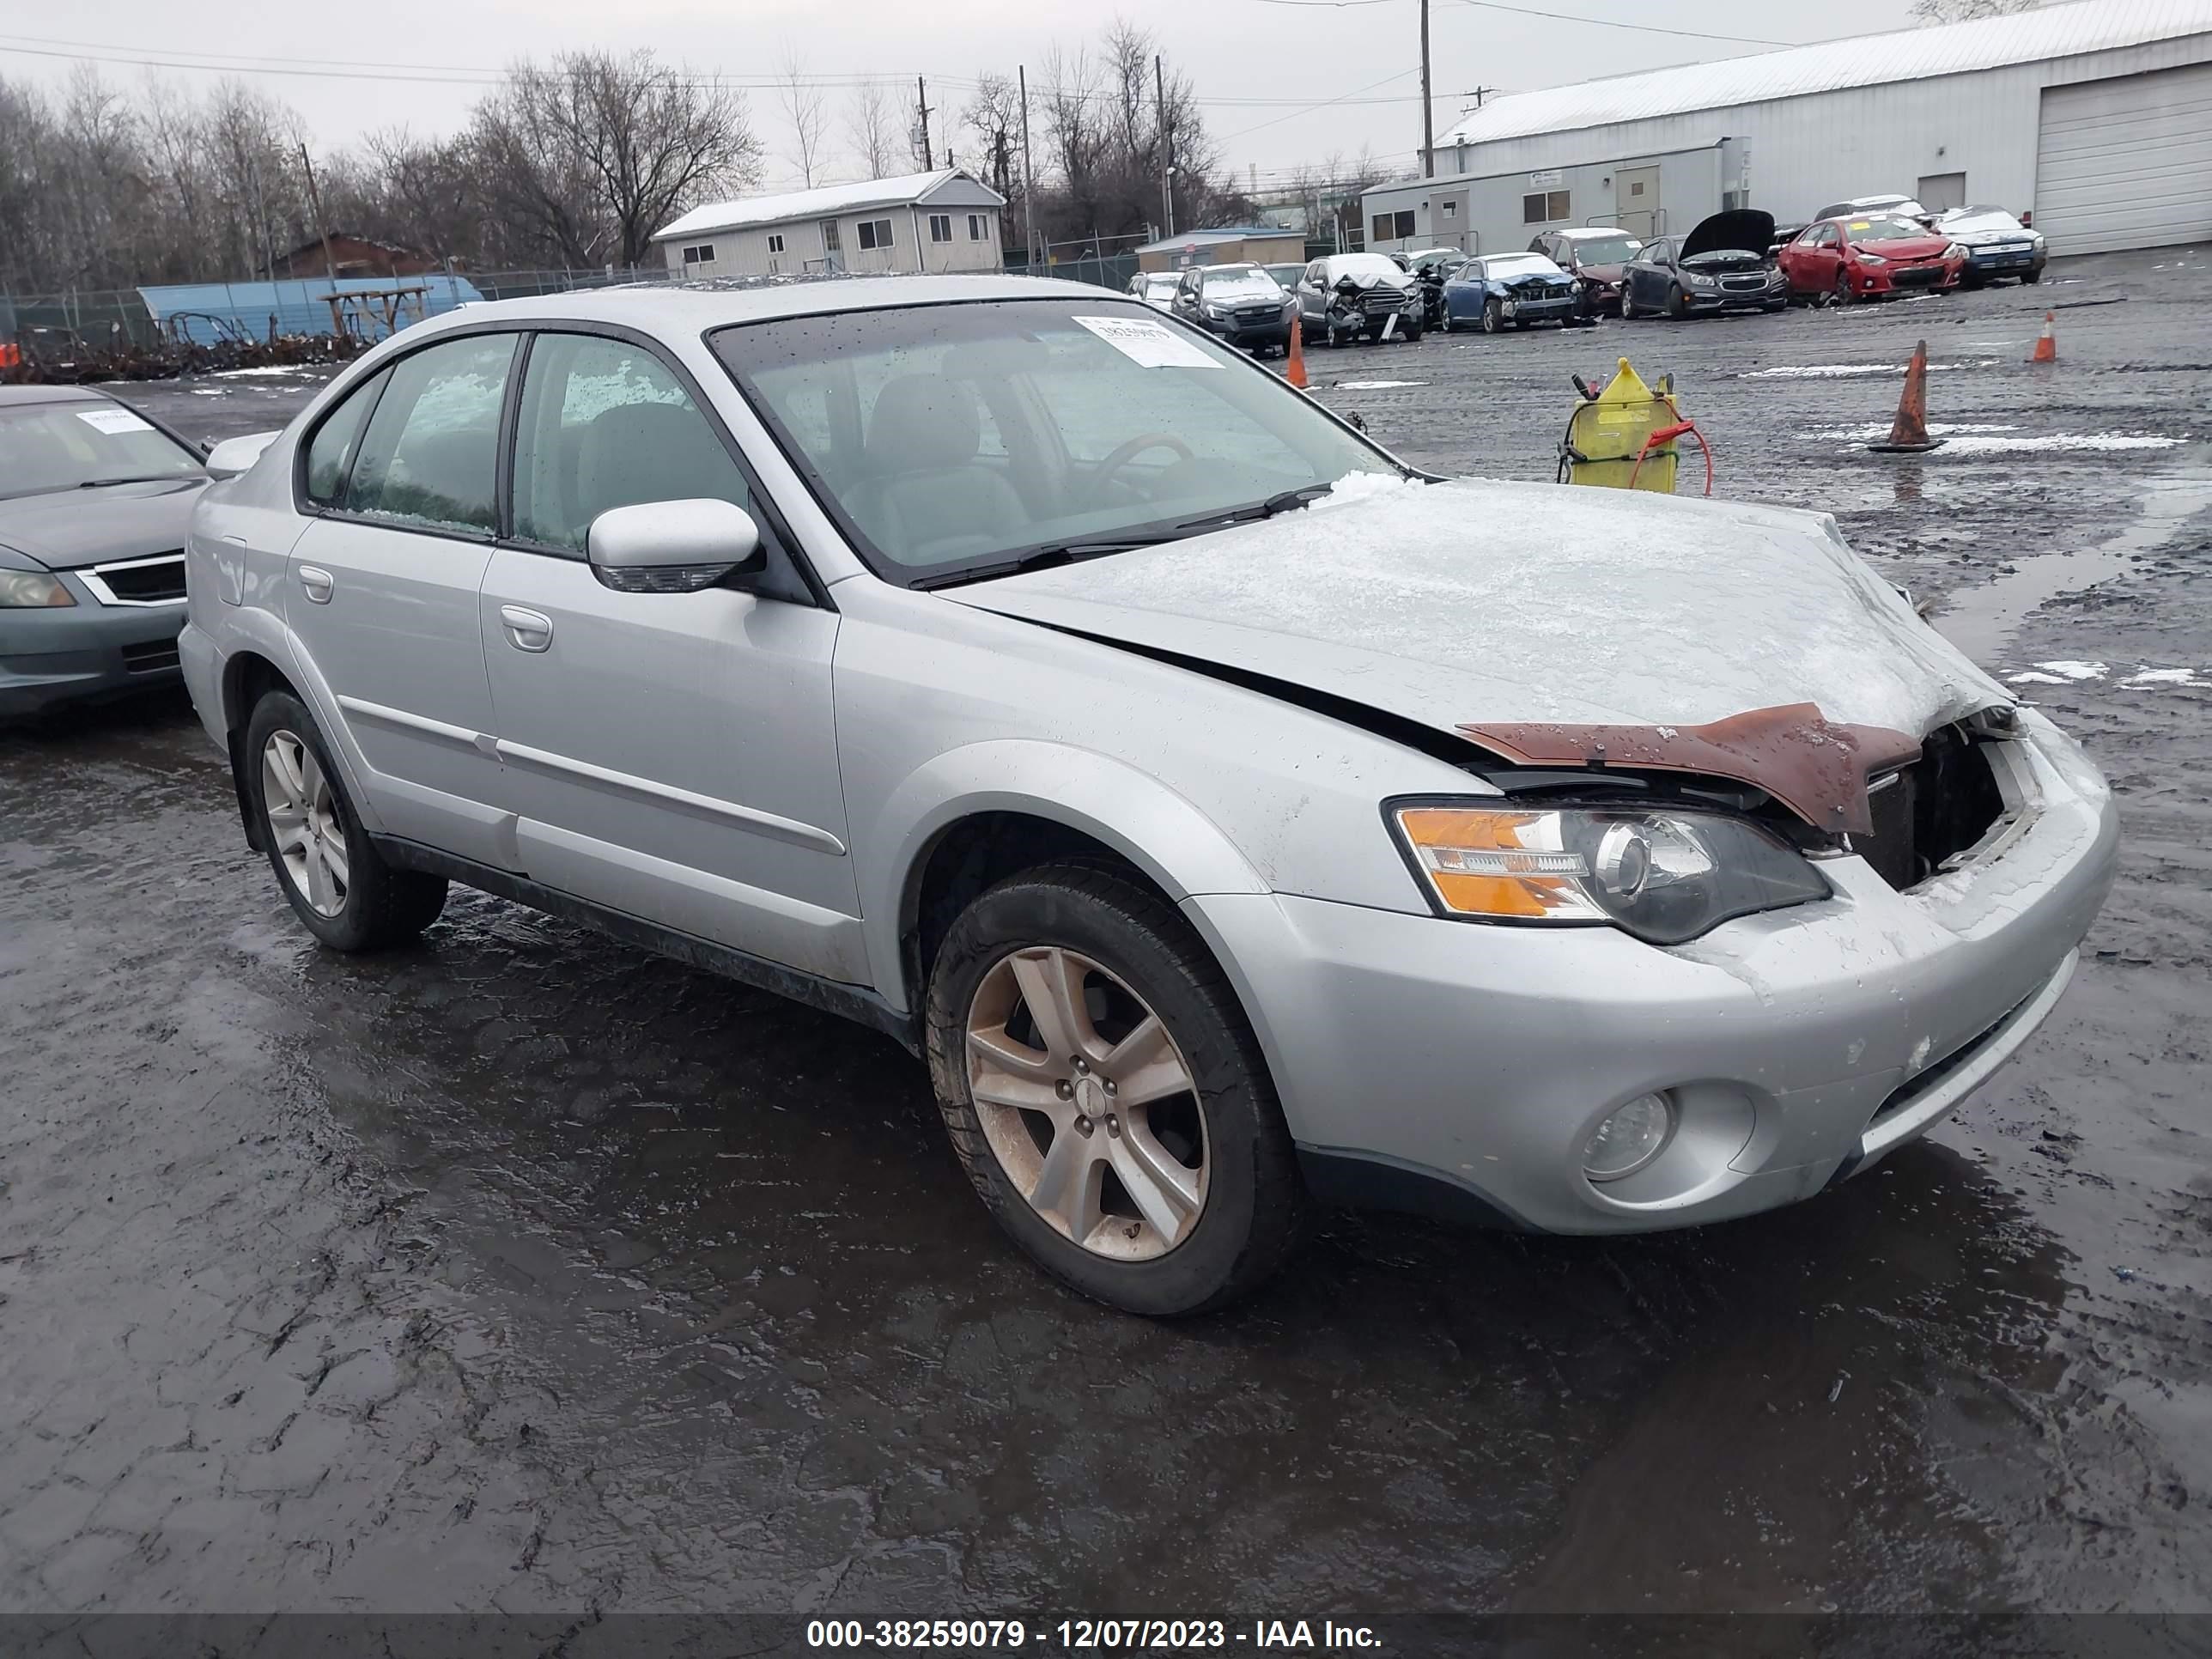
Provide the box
[1583,1091,1674,1182]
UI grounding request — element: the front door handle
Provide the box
[500,605,554,653]
[297,565,334,605]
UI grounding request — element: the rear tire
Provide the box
[925,862,1308,1316]
[244,690,447,952]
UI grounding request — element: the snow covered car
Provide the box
[1620,211,1790,319]
[178,276,2117,1316]
[1127,272,1182,313]
[1293,253,1424,345]
[1531,227,1644,317]
[1779,213,1967,305]
[1170,263,1296,356]
[1931,206,2047,286]
[1442,252,1583,333]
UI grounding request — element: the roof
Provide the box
[1131,227,1303,255]
[1438,0,2212,146]
[655,169,1005,242]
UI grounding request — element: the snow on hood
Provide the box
[951,475,2009,741]
[0,478,204,569]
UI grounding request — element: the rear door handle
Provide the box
[297,565,334,604]
[500,605,554,653]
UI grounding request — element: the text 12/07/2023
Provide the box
[805,1619,1383,1650]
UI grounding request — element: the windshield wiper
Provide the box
[76,474,188,489]
[911,533,1181,592]
[1176,483,1335,532]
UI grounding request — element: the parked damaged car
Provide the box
[1171,262,1296,356]
[1296,253,1425,345]
[1531,228,1644,318]
[179,277,2117,1316]
[1,385,208,719]
[1620,211,1790,319]
[1127,272,1182,312]
[1442,252,1584,333]
[1778,213,1967,305]
[1931,205,2047,286]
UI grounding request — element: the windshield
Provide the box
[0,400,203,501]
[1482,254,1562,278]
[1562,234,1640,263]
[1138,276,1179,297]
[1845,216,1930,243]
[1941,209,2023,234]
[1200,270,1283,300]
[1330,255,1405,282]
[714,299,1398,586]
[1263,265,1304,289]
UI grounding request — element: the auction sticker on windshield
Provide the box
[1073,314,1221,368]
[76,407,155,434]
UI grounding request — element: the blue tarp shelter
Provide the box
[138,275,485,344]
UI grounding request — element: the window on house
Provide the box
[1522,191,1571,225]
[1371,214,1391,243]
[858,218,895,250]
[1394,210,1415,239]
[767,233,785,253]
[681,244,715,264]
[1443,199,1456,219]
[968,213,985,240]
[929,213,952,242]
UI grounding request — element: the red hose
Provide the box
[1626,419,1714,496]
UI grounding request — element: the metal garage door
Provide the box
[2035,61,2212,256]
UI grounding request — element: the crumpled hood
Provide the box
[0,479,204,569]
[951,474,2010,743]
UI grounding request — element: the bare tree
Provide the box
[1911,0,2044,19]
[846,82,897,179]
[963,74,1021,205]
[778,46,829,188]
[471,52,762,270]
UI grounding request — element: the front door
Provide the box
[285,330,517,868]
[477,329,864,982]
[1616,165,1662,240]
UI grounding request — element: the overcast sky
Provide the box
[4,0,1926,194]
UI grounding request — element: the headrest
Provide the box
[865,375,982,473]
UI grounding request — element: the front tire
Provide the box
[1481,297,1504,335]
[925,863,1307,1316]
[245,690,447,952]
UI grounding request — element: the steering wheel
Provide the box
[1085,432,1196,507]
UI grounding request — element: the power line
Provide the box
[1217,65,1423,142]
[1446,1,1794,47]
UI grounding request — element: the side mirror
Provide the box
[586,498,765,594]
[204,430,280,480]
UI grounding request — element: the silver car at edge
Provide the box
[179,276,2118,1316]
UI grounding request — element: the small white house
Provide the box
[653,169,1009,278]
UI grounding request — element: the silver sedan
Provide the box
[179,276,2117,1315]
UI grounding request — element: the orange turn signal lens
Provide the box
[1393,807,1601,921]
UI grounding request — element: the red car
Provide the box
[1778,213,1966,306]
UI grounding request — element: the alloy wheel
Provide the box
[262,729,349,918]
[964,945,1209,1261]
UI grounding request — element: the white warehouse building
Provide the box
[1364,0,2212,263]
[654,168,1008,279]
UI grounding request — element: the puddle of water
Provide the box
[1935,472,2212,664]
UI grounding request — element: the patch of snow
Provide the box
[1741,361,1985,380]
[1943,434,2183,454]
[2008,671,2065,685]
[191,388,228,397]
[2119,666,2201,688]
[213,365,314,379]
[1334,380,1426,390]
[1311,471,1422,512]
[1801,422,2019,440]
[2036,660,2108,681]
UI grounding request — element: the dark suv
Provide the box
[1170,264,1297,356]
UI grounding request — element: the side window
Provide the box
[303,367,389,507]
[512,332,750,554]
[344,333,516,535]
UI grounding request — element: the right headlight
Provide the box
[0,569,76,608]
[1390,803,1831,945]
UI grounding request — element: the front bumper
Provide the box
[1183,714,2117,1236]
[1856,264,1962,296]
[1205,314,1292,349]
[1966,248,2046,281]
[1684,283,1788,312]
[1501,296,1576,324]
[0,572,185,718]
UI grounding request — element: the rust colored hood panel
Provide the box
[1461,704,1924,836]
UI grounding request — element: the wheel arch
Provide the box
[863,742,1270,1016]
[221,649,301,852]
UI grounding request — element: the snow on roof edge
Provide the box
[655,168,1006,241]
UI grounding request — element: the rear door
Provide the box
[477,327,863,982]
[285,330,517,867]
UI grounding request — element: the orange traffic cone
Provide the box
[1285,314,1309,390]
[1869,340,1944,453]
[2030,313,2057,363]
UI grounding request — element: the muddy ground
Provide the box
[3,251,2208,1623]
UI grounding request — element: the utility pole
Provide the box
[1419,0,1434,177]
[916,76,932,171]
[299,142,339,289]
[1018,64,1039,269]
[1155,54,1174,238]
